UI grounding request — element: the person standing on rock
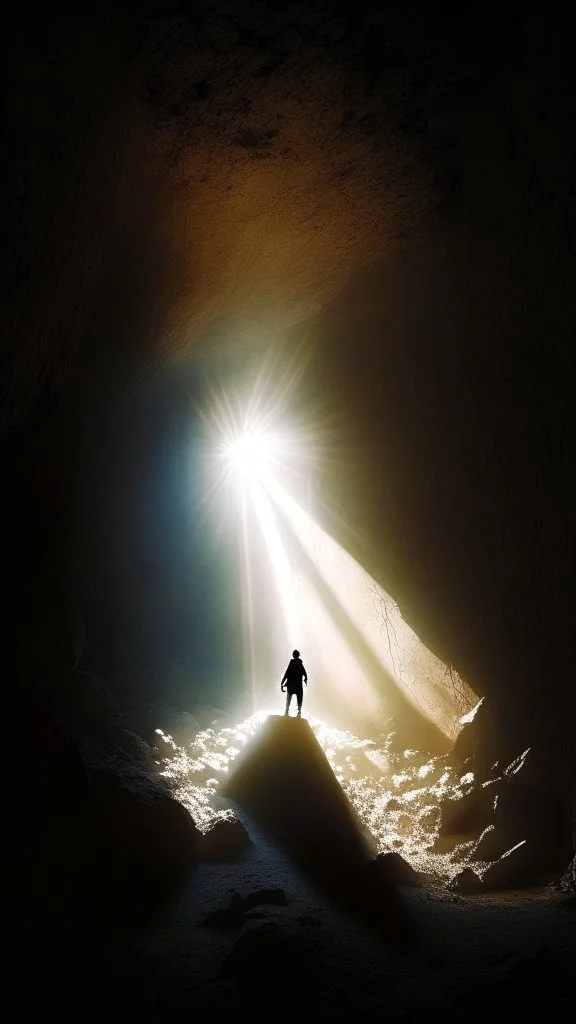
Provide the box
[281,649,308,717]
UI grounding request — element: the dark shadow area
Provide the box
[429,945,575,1023]
[222,715,416,944]
[11,716,199,926]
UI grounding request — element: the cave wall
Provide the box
[2,10,171,709]
[307,13,576,801]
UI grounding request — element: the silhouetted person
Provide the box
[281,649,308,717]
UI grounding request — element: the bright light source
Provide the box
[221,428,277,481]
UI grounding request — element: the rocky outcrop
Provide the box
[438,709,574,889]
[10,676,200,931]
[223,715,415,942]
[90,771,199,887]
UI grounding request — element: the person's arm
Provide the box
[281,666,288,690]
[303,666,308,684]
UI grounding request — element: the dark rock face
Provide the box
[474,777,572,874]
[436,709,574,886]
[91,772,199,878]
[8,697,200,933]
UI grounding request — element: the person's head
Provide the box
[292,649,300,659]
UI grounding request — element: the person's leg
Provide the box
[285,691,292,715]
[296,687,303,716]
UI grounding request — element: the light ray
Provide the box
[261,473,474,738]
[239,487,257,710]
[201,380,475,735]
[249,479,301,650]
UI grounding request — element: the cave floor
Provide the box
[124,807,575,1022]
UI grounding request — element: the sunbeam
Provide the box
[202,382,475,738]
[263,474,475,738]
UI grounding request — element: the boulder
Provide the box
[89,772,200,915]
[199,816,251,861]
[7,702,200,930]
[450,868,483,894]
[366,851,422,887]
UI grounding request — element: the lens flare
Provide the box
[221,427,283,482]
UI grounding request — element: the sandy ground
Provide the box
[126,802,576,1022]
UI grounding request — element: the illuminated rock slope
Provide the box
[223,715,372,862]
[221,714,412,939]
